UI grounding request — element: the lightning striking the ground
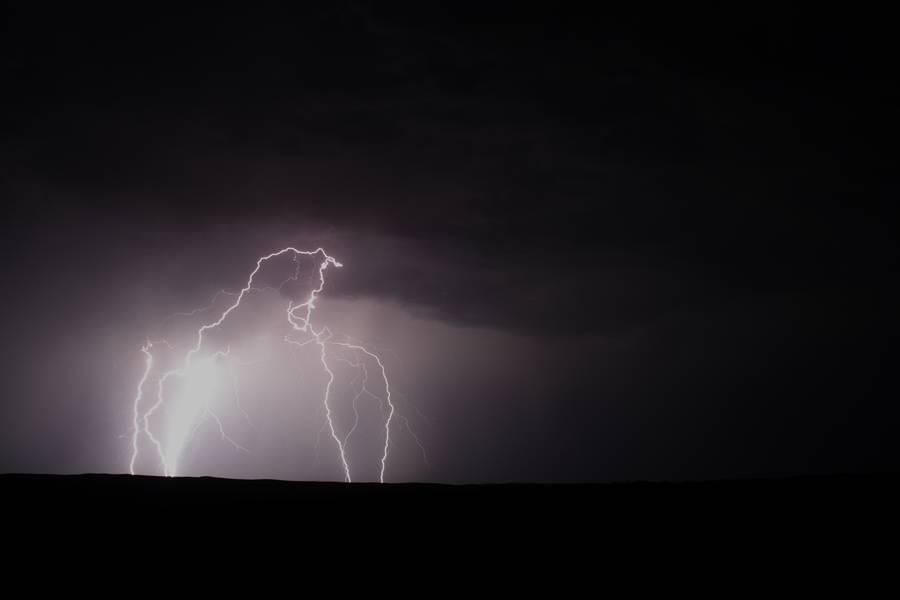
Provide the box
[128,247,414,482]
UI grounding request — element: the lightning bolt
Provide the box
[128,247,414,483]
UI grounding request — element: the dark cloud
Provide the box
[1,3,898,480]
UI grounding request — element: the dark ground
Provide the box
[3,473,896,582]
[5,472,898,539]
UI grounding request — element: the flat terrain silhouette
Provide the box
[5,472,899,576]
[5,472,899,533]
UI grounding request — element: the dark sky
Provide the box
[1,3,898,482]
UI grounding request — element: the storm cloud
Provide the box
[2,3,897,481]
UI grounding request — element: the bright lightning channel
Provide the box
[128,247,410,483]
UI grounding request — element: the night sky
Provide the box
[2,3,898,482]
